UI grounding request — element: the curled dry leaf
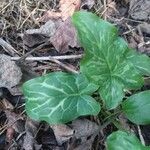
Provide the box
[50,18,80,53]
[0,54,22,90]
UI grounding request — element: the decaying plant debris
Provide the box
[0,0,150,150]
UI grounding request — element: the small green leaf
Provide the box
[126,49,150,76]
[106,130,149,150]
[72,11,144,109]
[22,72,100,124]
[122,90,150,125]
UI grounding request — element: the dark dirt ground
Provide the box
[0,0,150,150]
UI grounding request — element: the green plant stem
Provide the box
[94,112,120,136]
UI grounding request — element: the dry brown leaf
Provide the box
[23,20,57,48]
[72,119,99,140]
[0,54,22,90]
[59,0,81,21]
[50,18,80,53]
[23,33,48,48]
[6,127,15,143]
[4,110,24,145]
[50,124,74,145]
[40,0,81,21]
[26,20,57,37]
[67,119,99,150]
[23,118,41,150]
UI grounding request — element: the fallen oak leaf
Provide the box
[50,18,80,53]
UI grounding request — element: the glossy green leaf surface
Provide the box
[126,49,150,76]
[22,72,100,124]
[106,131,149,150]
[122,90,150,125]
[72,11,144,109]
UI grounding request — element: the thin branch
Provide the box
[13,54,82,74]
[137,125,145,146]
[50,57,79,74]
[0,38,19,56]
[11,54,83,61]
[17,40,50,63]
[12,55,80,74]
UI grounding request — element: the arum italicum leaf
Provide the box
[22,72,100,124]
[122,90,150,125]
[106,131,150,150]
[72,11,150,109]
[126,49,150,76]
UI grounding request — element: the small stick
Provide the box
[17,40,50,63]
[13,54,82,74]
[103,0,107,20]
[50,57,79,74]
[0,38,19,56]
[11,54,83,61]
[137,125,145,146]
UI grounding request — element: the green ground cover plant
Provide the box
[22,11,150,149]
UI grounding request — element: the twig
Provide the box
[50,58,79,74]
[137,125,145,146]
[103,0,107,20]
[0,110,25,135]
[11,54,83,61]
[12,54,82,74]
[8,131,26,150]
[0,38,19,56]
[0,0,14,13]
[17,40,50,63]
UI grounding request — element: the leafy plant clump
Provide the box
[22,11,150,149]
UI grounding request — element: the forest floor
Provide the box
[0,0,150,149]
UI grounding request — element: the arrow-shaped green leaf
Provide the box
[122,90,150,125]
[72,11,145,109]
[22,72,100,124]
[106,130,149,150]
[126,49,150,76]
